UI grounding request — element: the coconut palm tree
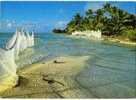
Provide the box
[66,13,82,33]
[102,3,134,36]
[85,9,94,30]
[62,2,136,41]
[93,9,105,30]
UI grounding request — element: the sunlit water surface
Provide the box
[0,32,135,98]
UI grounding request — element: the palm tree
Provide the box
[102,3,134,36]
[93,9,105,30]
[125,14,136,29]
[110,7,132,35]
[66,13,82,33]
[63,2,136,41]
[85,9,94,30]
[80,17,90,30]
[74,13,82,26]
[86,9,93,18]
[104,3,111,12]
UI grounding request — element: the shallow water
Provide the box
[0,32,136,98]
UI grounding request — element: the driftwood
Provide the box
[42,74,65,98]
[53,60,65,64]
[14,76,28,87]
[42,74,64,86]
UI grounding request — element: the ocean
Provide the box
[0,32,135,97]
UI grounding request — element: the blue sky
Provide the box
[0,1,135,32]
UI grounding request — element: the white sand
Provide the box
[0,56,94,98]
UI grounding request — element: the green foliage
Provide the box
[124,29,136,41]
[56,3,136,41]
[66,13,83,33]
[53,28,66,33]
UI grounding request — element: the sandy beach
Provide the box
[68,34,136,46]
[103,36,136,46]
[0,56,94,98]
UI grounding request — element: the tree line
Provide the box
[53,3,136,41]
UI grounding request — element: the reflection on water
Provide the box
[0,32,136,98]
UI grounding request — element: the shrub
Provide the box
[125,29,136,41]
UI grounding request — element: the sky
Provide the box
[0,1,135,32]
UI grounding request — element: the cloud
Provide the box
[0,19,69,32]
[84,2,106,12]
[7,22,12,28]
[0,20,17,32]
[0,19,40,32]
[0,19,16,28]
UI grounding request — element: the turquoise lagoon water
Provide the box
[0,32,135,98]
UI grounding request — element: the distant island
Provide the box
[53,3,136,44]
[52,28,66,33]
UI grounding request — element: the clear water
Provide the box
[0,32,135,98]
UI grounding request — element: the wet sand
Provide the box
[0,76,18,93]
[103,36,136,46]
[0,56,94,98]
[68,35,136,46]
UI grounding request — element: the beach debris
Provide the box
[42,74,64,98]
[53,60,65,64]
[42,74,65,86]
[14,76,28,88]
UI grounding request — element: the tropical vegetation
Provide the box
[52,28,66,33]
[53,3,136,41]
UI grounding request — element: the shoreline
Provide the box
[66,34,136,46]
[0,56,93,98]
[103,36,136,46]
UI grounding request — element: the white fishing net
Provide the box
[0,29,34,89]
[6,30,34,58]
